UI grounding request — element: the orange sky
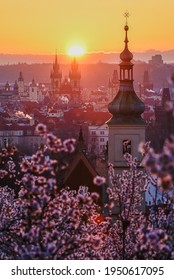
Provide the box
[0,0,173,54]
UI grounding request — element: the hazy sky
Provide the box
[0,0,173,54]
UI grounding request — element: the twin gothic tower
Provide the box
[50,54,81,104]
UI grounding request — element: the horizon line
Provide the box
[0,49,174,56]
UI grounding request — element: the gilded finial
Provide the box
[120,11,133,62]
[124,11,130,25]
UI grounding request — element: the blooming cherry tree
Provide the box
[0,124,174,259]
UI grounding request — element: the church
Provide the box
[50,54,81,107]
[107,17,146,172]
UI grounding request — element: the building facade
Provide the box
[88,124,108,156]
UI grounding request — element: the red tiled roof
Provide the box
[64,108,111,125]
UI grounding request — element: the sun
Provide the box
[68,45,85,56]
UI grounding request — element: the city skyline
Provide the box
[0,0,173,55]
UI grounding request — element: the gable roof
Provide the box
[62,152,104,205]
[63,152,98,187]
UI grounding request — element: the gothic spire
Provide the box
[77,125,85,153]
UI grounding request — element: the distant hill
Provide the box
[0,50,174,65]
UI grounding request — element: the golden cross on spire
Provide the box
[124,11,130,24]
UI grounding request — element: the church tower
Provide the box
[107,16,146,169]
[13,80,19,95]
[5,81,10,92]
[50,53,62,92]
[18,71,25,98]
[29,79,38,102]
[68,58,81,103]
[69,57,81,91]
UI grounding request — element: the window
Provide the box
[18,131,23,136]
[91,131,96,135]
[122,139,131,154]
[100,138,105,142]
[100,131,104,135]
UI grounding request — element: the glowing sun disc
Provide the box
[68,45,85,56]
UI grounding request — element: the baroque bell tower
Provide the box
[107,14,146,169]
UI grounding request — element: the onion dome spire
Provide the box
[120,24,133,63]
[107,13,145,125]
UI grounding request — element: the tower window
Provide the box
[123,139,131,154]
